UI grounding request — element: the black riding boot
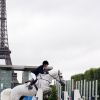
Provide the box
[28,79,35,90]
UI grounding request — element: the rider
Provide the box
[28,60,49,89]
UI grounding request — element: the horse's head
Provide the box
[48,70,62,81]
[47,70,65,86]
[36,71,64,92]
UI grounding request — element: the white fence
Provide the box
[71,79,99,100]
[55,79,99,100]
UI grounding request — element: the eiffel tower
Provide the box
[0,0,12,65]
[0,0,18,87]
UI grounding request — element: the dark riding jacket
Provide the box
[31,65,49,76]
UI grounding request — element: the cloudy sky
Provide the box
[5,0,100,81]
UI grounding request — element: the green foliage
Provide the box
[84,68,96,80]
[48,85,57,100]
[71,73,84,81]
[71,68,99,81]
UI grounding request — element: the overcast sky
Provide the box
[5,0,100,81]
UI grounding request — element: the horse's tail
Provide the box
[1,88,11,100]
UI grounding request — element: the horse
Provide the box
[0,71,61,100]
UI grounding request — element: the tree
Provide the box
[48,85,57,100]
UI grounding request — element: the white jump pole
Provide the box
[92,80,95,97]
[71,79,74,91]
[36,88,43,100]
[64,91,69,100]
[95,80,98,100]
[67,80,71,97]
[66,81,69,92]
[74,89,82,100]
[89,81,91,100]
[83,80,86,100]
[78,81,80,93]
[76,81,78,89]
[86,81,88,100]
[57,81,62,100]
[80,80,83,96]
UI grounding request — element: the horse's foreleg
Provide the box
[11,93,20,100]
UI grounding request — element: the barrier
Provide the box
[24,96,38,100]
[61,89,83,100]
[72,89,83,100]
[24,96,33,100]
[55,79,99,100]
[71,79,99,100]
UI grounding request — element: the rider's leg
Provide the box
[28,73,37,89]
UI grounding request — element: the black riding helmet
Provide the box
[42,60,49,65]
